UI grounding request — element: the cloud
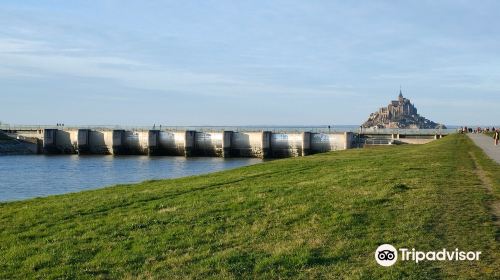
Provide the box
[0,38,49,53]
[0,37,360,99]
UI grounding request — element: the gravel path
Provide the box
[468,133,500,164]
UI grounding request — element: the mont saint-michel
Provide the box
[362,90,446,129]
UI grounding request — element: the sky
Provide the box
[1,0,499,126]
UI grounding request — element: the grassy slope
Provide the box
[0,135,498,279]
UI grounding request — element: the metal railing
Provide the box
[358,128,455,135]
[0,124,349,133]
[363,139,394,145]
[0,124,457,135]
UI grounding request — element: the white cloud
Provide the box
[0,37,360,99]
[0,38,49,53]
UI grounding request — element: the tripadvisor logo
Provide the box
[375,244,398,266]
[375,244,481,267]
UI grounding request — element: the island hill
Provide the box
[362,90,446,129]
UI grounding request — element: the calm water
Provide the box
[0,155,262,202]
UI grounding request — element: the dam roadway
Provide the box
[1,125,452,158]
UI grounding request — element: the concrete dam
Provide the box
[7,128,354,158]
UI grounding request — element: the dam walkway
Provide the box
[468,134,500,164]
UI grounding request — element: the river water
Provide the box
[0,155,262,202]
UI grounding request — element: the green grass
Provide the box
[0,134,499,279]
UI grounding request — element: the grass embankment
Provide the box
[0,134,499,279]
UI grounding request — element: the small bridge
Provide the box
[358,128,451,146]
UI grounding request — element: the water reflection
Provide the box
[0,155,262,201]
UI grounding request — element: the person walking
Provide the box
[494,130,499,146]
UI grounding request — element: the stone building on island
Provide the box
[362,90,446,129]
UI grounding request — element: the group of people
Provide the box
[460,126,499,146]
[460,126,497,134]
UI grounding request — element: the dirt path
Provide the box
[469,152,500,234]
[468,133,500,164]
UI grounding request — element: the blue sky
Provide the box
[1,0,499,126]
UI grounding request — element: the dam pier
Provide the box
[1,126,450,158]
[3,127,353,158]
